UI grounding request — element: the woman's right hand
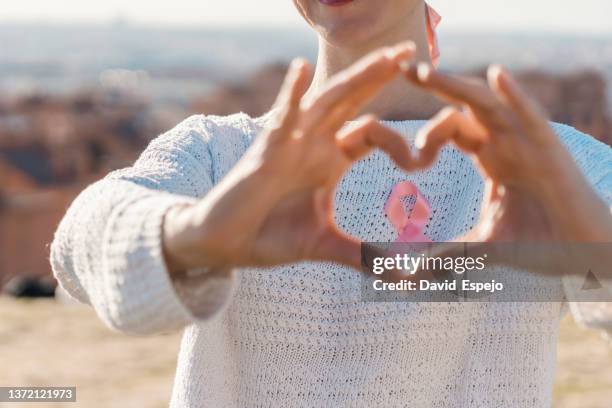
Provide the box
[162,42,416,275]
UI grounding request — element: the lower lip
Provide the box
[318,0,354,6]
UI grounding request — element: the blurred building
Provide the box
[517,71,611,145]
[0,89,171,287]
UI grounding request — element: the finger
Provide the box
[302,42,415,134]
[311,228,362,270]
[414,107,488,166]
[336,115,416,171]
[413,107,456,167]
[488,65,548,127]
[317,231,433,283]
[406,63,509,127]
[269,59,312,137]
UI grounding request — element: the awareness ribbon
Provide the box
[385,181,432,243]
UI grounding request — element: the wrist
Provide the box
[533,161,612,241]
[162,203,217,276]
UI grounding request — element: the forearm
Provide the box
[535,147,612,243]
[51,115,238,334]
[52,179,201,334]
[160,153,288,275]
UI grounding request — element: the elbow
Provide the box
[49,221,91,305]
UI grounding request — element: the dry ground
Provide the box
[1,297,611,408]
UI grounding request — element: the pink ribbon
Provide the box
[425,3,442,67]
[385,181,432,243]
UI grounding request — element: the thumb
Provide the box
[310,228,362,270]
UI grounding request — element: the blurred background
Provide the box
[1,1,612,407]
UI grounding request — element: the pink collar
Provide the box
[425,3,442,67]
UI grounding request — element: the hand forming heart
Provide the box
[161,41,612,279]
[405,63,612,246]
[163,42,418,274]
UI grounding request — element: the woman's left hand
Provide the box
[404,63,612,247]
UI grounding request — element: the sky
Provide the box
[2,0,611,35]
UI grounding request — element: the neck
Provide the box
[305,2,442,121]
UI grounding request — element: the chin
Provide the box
[298,0,410,48]
[318,18,382,47]
[315,8,386,47]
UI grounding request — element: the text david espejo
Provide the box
[369,253,504,294]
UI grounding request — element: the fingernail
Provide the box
[383,47,396,60]
[417,63,432,82]
[291,58,306,71]
[395,41,416,53]
[393,42,415,63]
[398,59,411,72]
[487,64,503,82]
[415,132,426,149]
[498,66,515,86]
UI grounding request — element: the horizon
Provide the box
[2,0,612,36]
[1,20,611,40]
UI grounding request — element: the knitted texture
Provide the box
[51,113,612,407]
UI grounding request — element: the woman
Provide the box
[51,0,612,406]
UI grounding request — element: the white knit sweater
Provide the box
[51,113,612,407]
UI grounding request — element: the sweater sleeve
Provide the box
[553,124,612,332]
[50,115,236,335]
